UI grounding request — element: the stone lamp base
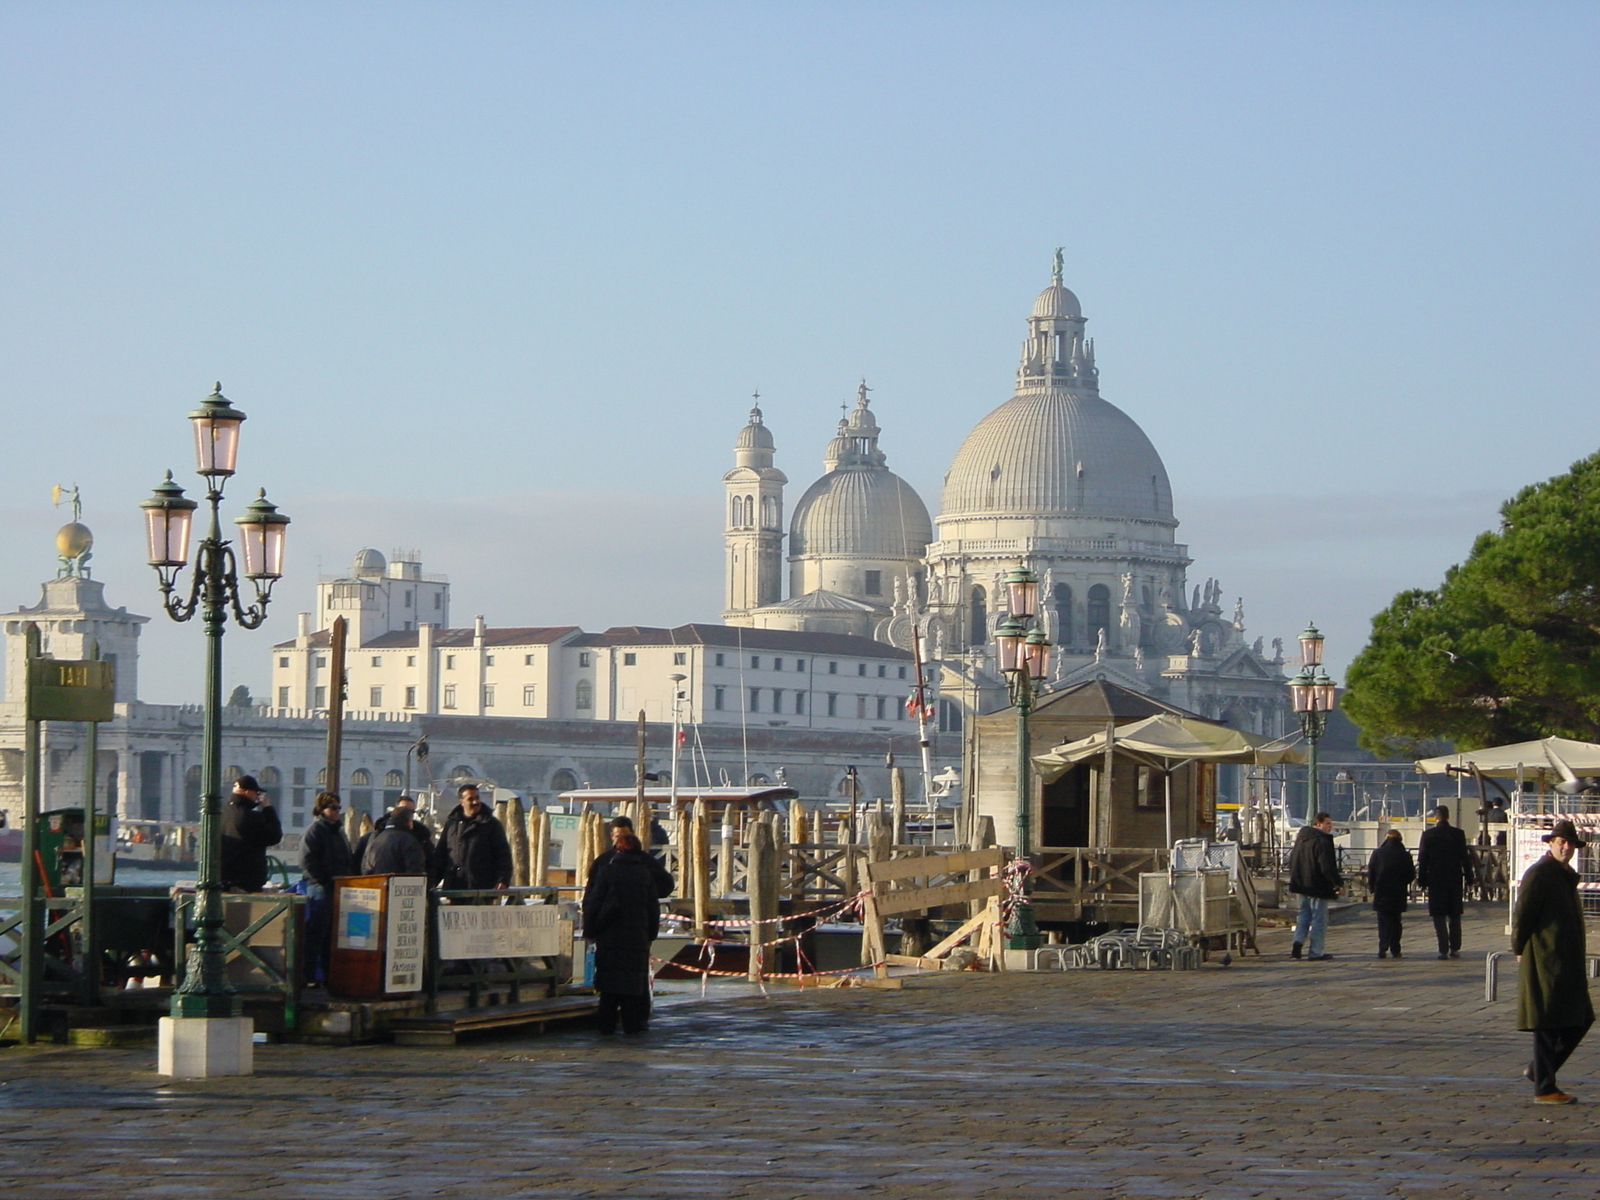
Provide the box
[157,1016,254,1078]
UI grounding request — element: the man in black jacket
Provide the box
[362,806,430,875]
[1515,819,1593,1104]
[353,795,434,867]
[1418,804,1477,959]
[432,784,513,891]
[1288,812,1342,961]
[220,775,283,891]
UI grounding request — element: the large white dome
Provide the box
[790,467,933,558]
[940,389,1174,523]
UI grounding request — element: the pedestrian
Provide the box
[582,831,674,1034]
[1367,829,1416,959]
[1514,819,1593,1105]
[299,792,353,985]
[1288,811,1341,961]
[1418,804,1476,959]
[583,815,672,908]
[362,805,429,875]
[354,795,435,867]
[220,774,283,891]
[432,783,513,890]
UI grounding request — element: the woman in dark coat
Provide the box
[1367,829,1416,959]
[299,792,353,985]
[582,833,674,1034]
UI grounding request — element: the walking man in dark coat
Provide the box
[1514,819,1593,1104]
[582,832,674,1034]
[361,806,429,875]
[353,795,434,868]
[1367,829,1416,959]
[219,775,283,891]
[1288,812,1342,961]
[432,784,513,890]
[1418,804,1476,959]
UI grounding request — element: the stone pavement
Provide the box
[2,902,1596,1200]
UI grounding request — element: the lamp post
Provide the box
[995,567,1051,949]
[141,384,289,1034]
[1287,622,1337,824]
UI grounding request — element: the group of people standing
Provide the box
[1288,803,1593,1105]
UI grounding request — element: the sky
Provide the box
[0,2,1595,704]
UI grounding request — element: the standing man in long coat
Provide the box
[1515,819,1593,1105]
[583,832,674,1034]
[1418,804,1476,959]
[1367,829,1416,959]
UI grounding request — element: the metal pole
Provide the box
[1014,673,1032,858]
[1305,719,1320,824]
[80,641,99,1006]
[19,624,43,1043]
[171,493,238,1017]
[324,615,347,799]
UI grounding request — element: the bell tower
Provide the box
[722,400,787,624]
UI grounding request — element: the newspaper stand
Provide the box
[327,874,428,999]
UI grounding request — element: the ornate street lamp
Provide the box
[995,567,1051,950]
[1288,624,1337,823]
[141,384,289,1033]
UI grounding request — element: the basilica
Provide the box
[723,258,1290,739]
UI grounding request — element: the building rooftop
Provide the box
[574,623,912,659]
[276,625,581,650]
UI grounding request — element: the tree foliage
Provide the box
[1343,452,1600,754]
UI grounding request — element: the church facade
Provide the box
[721,259,1291,740]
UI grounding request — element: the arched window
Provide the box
[969,586,988,648]
[1141,586,1155,647]
[258,766,281,786]
[575,679,594,710]
[1052,584,1073,647]
[384,770,404,787]
[450,764,476,781]
[743,495,755,527]
[316,768,329,786]
[730,496,742,528]
[761,495,779,529]
[1087,584,1111,641]
[224,765,244,786]
[550,768,580,793]
[350,769,372,786]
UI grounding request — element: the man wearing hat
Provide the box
[1418,804,1476,959]
[1514,819,1593,1104]
[220,775,283,892]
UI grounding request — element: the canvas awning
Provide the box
[1033,713,1304,785]
[1414,737,1600,779]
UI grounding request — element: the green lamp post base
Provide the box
[170,991,243,1019]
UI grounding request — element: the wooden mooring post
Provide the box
[747,818,779,981]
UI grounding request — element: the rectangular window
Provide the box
[878,665,887,678]
[673,651,686,666]
[434,593,442,609]
[371,656,382,667]
[827,693,838,717]
[579,652,592,667]
[443,685,457,709]
[404,686,416,708]
[405,591,413,608]
[714,686,726,710]
[876,696,887,720]
[445,655,456,670]
[773,658,784,671]
[523,685,537,706]
[898,666,908,679]
[864,570,882,596]
[795,659,805,671]
[772,688,783,712]
[828,661,838,675]
[314,685,327,708]
[315,655,327,668]
[750,655,760,669]
[485,655,495,667]
[278,656,289,668]
[795,692,806,715]
[715,653,725,667]
[406,655,416,667]
[277,686,289,708]
[524,654,536,665]
[623,652,637,666]
[858,663,867,676]
[293,767,307,786]
[749,687,761,713]
[856,695,868,719]
[369,687,382,708]
[483,685,495,707]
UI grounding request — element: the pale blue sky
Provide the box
[1,2,1595,703]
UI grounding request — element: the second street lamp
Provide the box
[142,383,288,1073]
[1288,623,1338,824]
[995,567,1051,951]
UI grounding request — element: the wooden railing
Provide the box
[1029,847,1171,908]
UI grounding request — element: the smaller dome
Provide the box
[736,407,775,450]
[1033,283,1082,320]
[352,548,387,576]
[56,522,93,560]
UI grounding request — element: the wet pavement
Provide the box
[2,903,1596,1199]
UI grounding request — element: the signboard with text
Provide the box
[435,902,561,960]
[27,658,115,722]
[384,875,426,993]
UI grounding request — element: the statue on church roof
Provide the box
[1052,246,1064,286]
[52,485,93,578]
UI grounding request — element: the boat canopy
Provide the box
[554,785,798,807]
